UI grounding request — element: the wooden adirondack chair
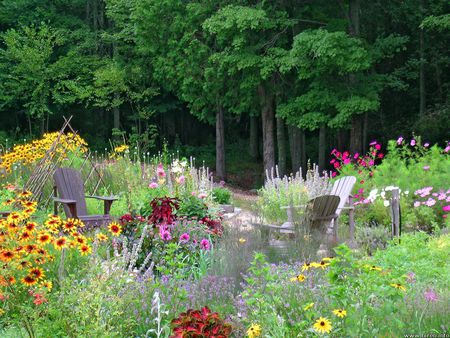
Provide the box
[255,194,341,248]
[329,175,356,241]
[53,167,118,228]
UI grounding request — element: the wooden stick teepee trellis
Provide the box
[24,116,110,208]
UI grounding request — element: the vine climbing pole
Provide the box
[24,116,110,209]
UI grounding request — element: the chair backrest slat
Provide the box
[311,195,340,219]
[54,168,88,216]
[330,176,356,215]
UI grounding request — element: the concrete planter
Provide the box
[219,204,235,214]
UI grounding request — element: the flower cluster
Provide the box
[413,187,450,219]
[330,141,384,203]
[0,132,87,173]
[0,190,94,315]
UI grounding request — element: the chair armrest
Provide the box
[280,204,306,209]
[53,197,77,204]
[86,195,118,201]
[86,195,118,215]
[339,206,355,210]
[53,198,77,218]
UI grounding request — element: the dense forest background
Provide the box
[0,0,449,186]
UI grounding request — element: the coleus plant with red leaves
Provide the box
[148,197,180,226]
[170,306,232,338]
[199,217,224,236]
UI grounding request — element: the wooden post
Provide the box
[348,195,355,241]
[391,188,400,238]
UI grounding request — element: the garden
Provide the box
[0,131,448,338]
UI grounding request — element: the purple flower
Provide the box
[200,239,210,250]
[160,231,172,241]
[370,140,377,146]
[179,232,190,243]
[424,143,429,147]
[410,139,416,146]
[424,289,438,303]
[397,136,404,145]
[423,166,430,171]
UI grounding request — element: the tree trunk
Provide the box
[348,0,362,154]
[249,115,259,159]
[113,102,120,130]
[349,115,363,154]
[276,117,287,176]
[318,125,326,172]
[288,125,301,174]
[362,112,369,153]
[419,23,426,115]
[215,106,226,181]
[300,129,306,175]
[258,84,275,174]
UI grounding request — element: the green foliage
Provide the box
[212,187,232,205]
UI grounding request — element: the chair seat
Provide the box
[78,214,112,230]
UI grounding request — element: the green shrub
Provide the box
[212,187,232,205]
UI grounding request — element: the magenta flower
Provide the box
[370,141,377,146]
[149,182,158,189]
[156,163,166,177]
[375,144,381,150]
[343,158,351,165]
[353,153,359,159]
[160,231,172,241]
[179,233,190,243]
[331,172,337,178]
[424,289,438,303]
[410,139,416,146]
[423,166,430,171]
[200,239,210,250]
[397,136,403,145]
[445,145,450,153]
[443,205,450,212]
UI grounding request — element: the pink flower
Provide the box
[200,239,210,250]
[179,233,190,243]
[423,289,438,303]
[343,158,351,165]
[397,136,403,145]
[176,175,185,184]
[438,193,446,201]
[375,144,381,150]
[353,153,359,159]
[156,163,166,177]
[410,139,416,146]
[368,160,374,166]
[219,180,225,187]
[331,172,337,178]
[160,231,172,241]
[198,193,207,199]
[445,146,450,153]
[413,201,421,208]
[425,198,436,207]
[149,182,158,189]
[370,141,377,146]
[330,159,336,164]
[191,191,197,196]
[424,143,429,147]
[443,205,450,212]
[423,166,430,171]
